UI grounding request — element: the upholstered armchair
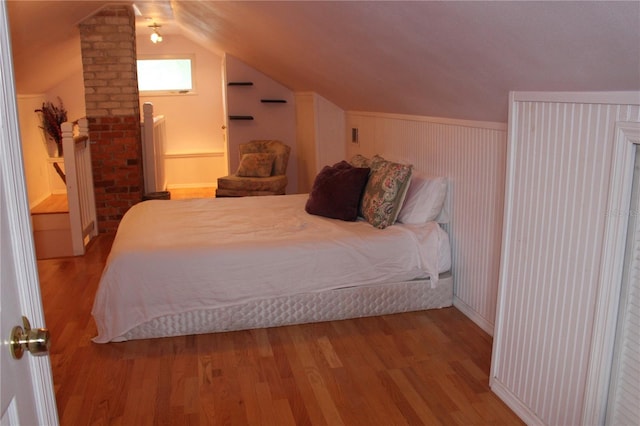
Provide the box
[216,140,291,197]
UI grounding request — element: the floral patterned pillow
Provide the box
[236,153,276,177]
[361,157,413,229]
[349,154,371,168]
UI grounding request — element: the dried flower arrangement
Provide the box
[34,97,68,183]
[34,97,67,156]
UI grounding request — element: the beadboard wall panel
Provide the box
[491,92,640,425]
[345,112,507,334]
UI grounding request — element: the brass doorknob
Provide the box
[10,316,50,359]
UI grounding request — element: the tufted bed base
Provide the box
[116,272,453,341]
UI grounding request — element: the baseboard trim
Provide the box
[490,378,544,425]
[166,183,217,190]
[453,295,494,336]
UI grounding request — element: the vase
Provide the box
[45,136,60,158]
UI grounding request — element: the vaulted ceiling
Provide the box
[7,1,640,122]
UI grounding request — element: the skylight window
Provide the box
[137,56,194,94]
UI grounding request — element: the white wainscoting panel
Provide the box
[164,152,226,189]
[491,92,640,425]
[346,112,507,334]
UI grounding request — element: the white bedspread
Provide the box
[92,194,450,342]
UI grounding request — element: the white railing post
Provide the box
[76,118,97,241]
[154,115,167,192]
[62,121,84,255]
[62,118,97,256]
[142,102,156,194]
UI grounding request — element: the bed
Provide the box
[92,157,453,343]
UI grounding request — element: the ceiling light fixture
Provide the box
[149,23,163,44]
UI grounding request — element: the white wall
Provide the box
[45,68,86,123]
[164,153,226,189]
[295,92,317,193]
[491,92,640,425]
[346,111,507,334]
[137,34,227,188]
[44,68,87,196]
[224,54,298,194]
[295,92,345,192]
[18,94,50,207]
[315,95,345,169]
[19,58,86,207]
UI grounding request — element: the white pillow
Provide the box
[397,173,448,224]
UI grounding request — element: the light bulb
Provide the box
[150,31,162,43]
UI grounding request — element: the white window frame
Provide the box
[137,54,196,96]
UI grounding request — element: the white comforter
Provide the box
[92,194,450,342]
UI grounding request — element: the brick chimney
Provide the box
[79,5,143,233]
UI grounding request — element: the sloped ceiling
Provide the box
[8,0,640,122]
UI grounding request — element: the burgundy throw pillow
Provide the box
[305,161,370,221]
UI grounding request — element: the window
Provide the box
[137,56,194,94]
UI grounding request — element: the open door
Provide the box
[604,131,640,425]
[220,53,230,177]
[0,2,58,424]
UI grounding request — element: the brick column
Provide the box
[79,5,142,233]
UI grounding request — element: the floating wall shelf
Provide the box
[227,82,253,86]
[229,115,254,120]
[260,99,287,103]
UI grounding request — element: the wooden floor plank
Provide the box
[31,193,69,214]
[168,187,216,200]
[386,368,442,425]
[38,233,524,425]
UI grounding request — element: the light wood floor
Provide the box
[169,187,216,200]
[30,187,216,215]
[38,234,523,425]
[31,194,69,214]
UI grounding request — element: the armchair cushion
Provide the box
[217,175,288,195]
[216,140,291,197]
[239,140,290,176]
[236,153,276,177]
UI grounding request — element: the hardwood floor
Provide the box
[31,194,69,214]
[169,187,216,200]
[38,234,523,425]
[29,187,215,216]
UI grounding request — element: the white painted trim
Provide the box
[490,379,544,426]
[490,91,519,382]
[164,151,224,159]
[142,102,158,193]
[46,157,64,164]
[582,121,640,425]
[512,91,640,106]
[166,183,217,190]
[0,2,58,423]
[453,296,494,336]
[347,110,507,131]
[16,93,47,99]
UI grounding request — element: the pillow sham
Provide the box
[370,154,387,168]
[305,161,370,221]
[236,153,276,177]
[361,157,413,229]
[398,173,448,224]
[349,154,371,168]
